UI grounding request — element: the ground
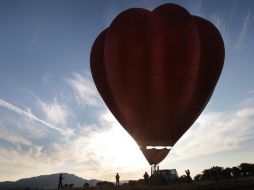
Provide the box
[67,176,254,190]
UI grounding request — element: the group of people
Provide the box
[115,171,150,186]
[57,172,148,189]
[58,170,191,189]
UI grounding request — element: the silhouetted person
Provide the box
[143,172,149,185]
[115,173,120,187]
[185,169,192,183]
[58,174,65,189]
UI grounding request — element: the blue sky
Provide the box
[0,0,254,182]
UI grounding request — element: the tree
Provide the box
[201,166,224,180]
[232,167,241,177]
[239,163,254,176]
[194,174,202,181]
[201,169,212,180]
[178,175,189,183]
[186,163,254,182]
[211,166,223,180]
[222,167,232,179]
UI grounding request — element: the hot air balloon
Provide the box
[90,3,224,166]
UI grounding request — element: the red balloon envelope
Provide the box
[90,3,224,165]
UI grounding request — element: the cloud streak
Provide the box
[0,98,71,136]
[21,88,74,128]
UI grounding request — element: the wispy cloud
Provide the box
[236,10,251,49]
[228,0,236,25]
[238,95,254,107]
[0,129,32,147]
[0,146,60,181]
[0,98,73,181]
[0,108,146,181]
[0,98,71,136]
[20,88,74,128]
[188,0,203,17]
[38,98,73,126]
[209,13,228,46]
[65,72,100,106]
[167,104,254,162]
[1,95,254,181]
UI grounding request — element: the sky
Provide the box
[0,0,254,182]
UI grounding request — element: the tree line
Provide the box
[193,163,254,181]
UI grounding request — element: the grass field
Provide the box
[69,176,254,190]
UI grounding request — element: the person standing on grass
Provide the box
[58,173,65,189]
[116,173,120,187]
[185,169,192,183]
[144,172,149,185]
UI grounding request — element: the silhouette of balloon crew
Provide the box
[58,174,65,189]
[143,172,149,185]
[115,173,120,187]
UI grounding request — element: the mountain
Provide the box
[0,173,100,190]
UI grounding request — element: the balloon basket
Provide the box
[151,164,159,175]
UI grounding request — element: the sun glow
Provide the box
[88,111,148,173]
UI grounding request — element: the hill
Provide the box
[0,173,99,190]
